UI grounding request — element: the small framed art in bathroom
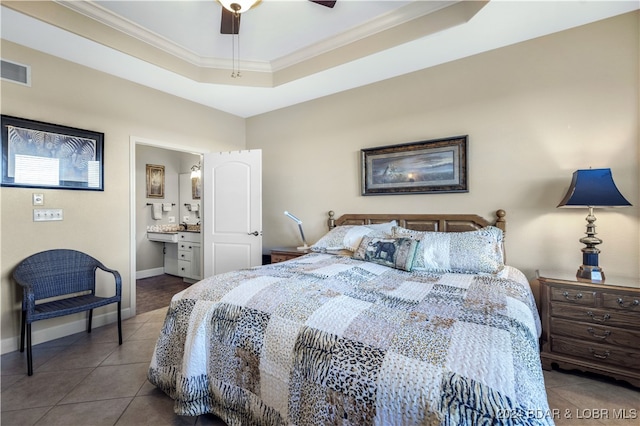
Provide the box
[146,164,165,198]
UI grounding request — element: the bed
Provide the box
[148,210,554,425]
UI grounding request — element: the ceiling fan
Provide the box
[219,0,337,35]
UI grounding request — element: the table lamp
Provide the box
[284,211,309,250]
[557,168,631,283]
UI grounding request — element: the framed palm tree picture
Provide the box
[1,115,104,191]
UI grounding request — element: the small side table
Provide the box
[537,270,640,387]
[270,247,311,264]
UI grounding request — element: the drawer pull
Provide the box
[586,311,610,323]
[617,298,640,307]
[589,348,610,360]
[586,328,611,340]
[563,291,583,300]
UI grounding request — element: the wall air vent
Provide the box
[1,59,31,86]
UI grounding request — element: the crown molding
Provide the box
[10,0,485,86]
[271,1,455,71]
[54,0,464,75]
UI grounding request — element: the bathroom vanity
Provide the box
[162,231,202,281]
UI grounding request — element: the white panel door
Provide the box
[203,150,262,277]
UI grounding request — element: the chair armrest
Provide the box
[23,287,36,315]
[96,263,122,297]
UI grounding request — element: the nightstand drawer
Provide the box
[550,287,596,306]
[270,247,310,264]
[603,293,640,311]
[550,304,638,328]
[551,336,640,370]
[550,318,640,349]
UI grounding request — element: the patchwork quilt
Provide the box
[148,253,553,425]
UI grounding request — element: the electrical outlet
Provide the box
[183,216,190,222]
[168,216,175,223]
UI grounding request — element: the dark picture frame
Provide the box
[146,164,165,198]
[1,115,104,191]
[361,135,468,195]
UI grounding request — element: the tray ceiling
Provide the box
[1,0,638,117]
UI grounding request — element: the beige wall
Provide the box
[0,40,245,353]
[248,12,639,283]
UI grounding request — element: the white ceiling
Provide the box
[1,1,638,118]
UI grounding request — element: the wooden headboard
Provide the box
[327,209,506,234]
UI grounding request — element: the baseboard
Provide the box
[136,267,164,279]
[0,307,132,355]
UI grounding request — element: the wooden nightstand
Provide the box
[537,270,640,387]
[270,247,311,264]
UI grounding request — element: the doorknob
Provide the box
[248,231,260,236]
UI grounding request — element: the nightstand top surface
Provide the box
[271,247,311,254]
[537,269,640,290]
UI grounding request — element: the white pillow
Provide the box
[392,225,504,274]
[310,221,397,253]
[364,220,397,234]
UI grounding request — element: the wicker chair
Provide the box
[13,249,122,375]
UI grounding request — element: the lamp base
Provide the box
[576,265,605,283]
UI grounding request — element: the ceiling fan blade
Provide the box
[220,8,240,35]
[309,0,336,8]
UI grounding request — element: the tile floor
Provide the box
[1,307,638,425]
[1,307,225,425]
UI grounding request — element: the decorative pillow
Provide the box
[310,221,396,253]
[362,220,397,234]
[392,226,504,274]
[352,237,419,272]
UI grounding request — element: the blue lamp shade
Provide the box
[557,168,631,208]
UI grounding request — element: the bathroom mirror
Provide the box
[179,173,201,226]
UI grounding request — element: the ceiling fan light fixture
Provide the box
[218,0,261,15]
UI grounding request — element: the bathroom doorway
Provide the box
[129,136,204,316]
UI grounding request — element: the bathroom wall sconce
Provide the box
[190,163,201,179]
[284,211,309,250]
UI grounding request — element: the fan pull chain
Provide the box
[236,32,241,78]
[231,11,241,78]
[231,33,236,78]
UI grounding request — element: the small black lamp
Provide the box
[557,168,632,283]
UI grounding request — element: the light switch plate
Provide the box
[33,193,44,205]
[33,208,63,221]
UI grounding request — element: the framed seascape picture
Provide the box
[146,164,165,198]
[361,135,468,195]
[1,115,104,191]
